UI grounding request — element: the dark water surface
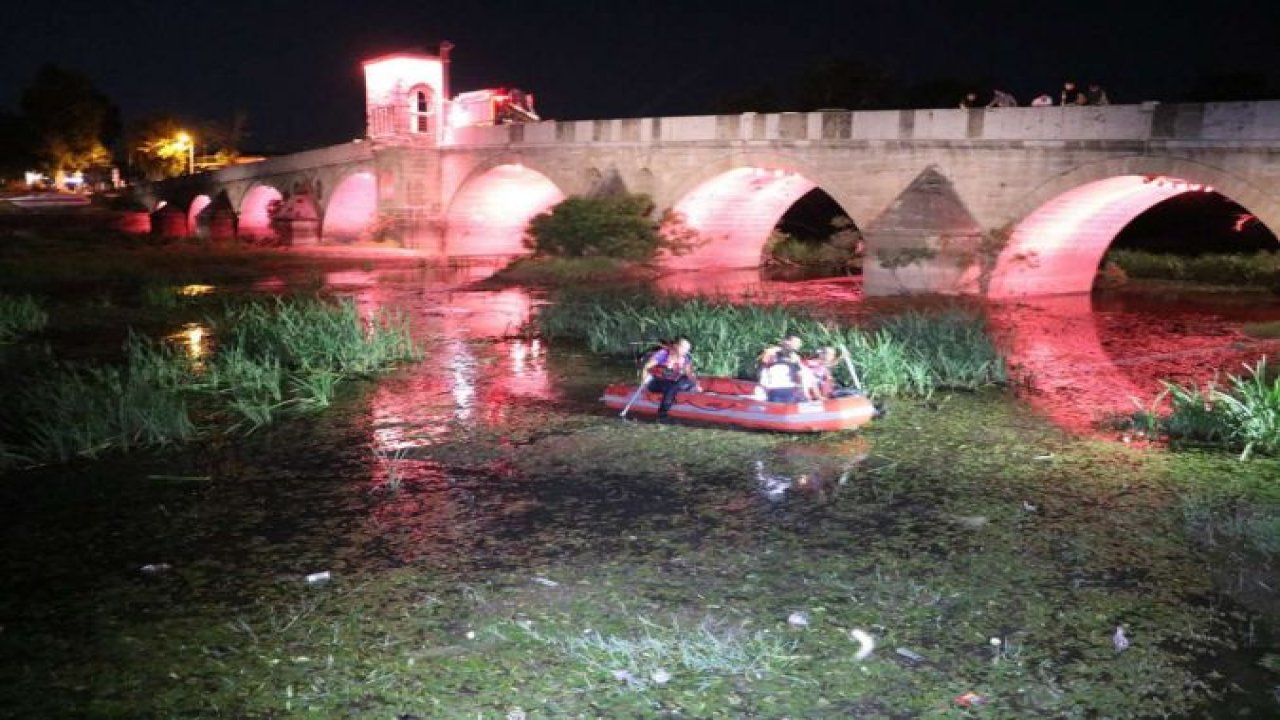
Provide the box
[3,262,1279,716]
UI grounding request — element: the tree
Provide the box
[525,194,702,261]
[127,114,192,180]
[19,64,119,178]
[525,194,660,260]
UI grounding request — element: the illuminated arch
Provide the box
[239,185,284,239]
[187,195,211,236]
[989,159,1279,297]
[666,164,825,270]
[444,163,565,257]
[323,171,377,243]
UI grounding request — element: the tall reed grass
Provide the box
[1136,358,1280,459]
[4,297,422,465]
[536,290,1006,397]
[0,294,48,342]
[18,338,196,461]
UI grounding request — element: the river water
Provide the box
[2,259,1279,716]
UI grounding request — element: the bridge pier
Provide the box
[862,167,992,296]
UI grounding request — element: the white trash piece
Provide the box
[305,571,332,584]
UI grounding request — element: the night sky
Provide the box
[2,0,1279,152]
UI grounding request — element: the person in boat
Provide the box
[757,334,803,373]
[641,336,699,421]
[803,347,841,400]
[759,346,806,403]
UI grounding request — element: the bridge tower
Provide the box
[361,44,452,252]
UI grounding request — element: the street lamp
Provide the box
[175,131,194,175]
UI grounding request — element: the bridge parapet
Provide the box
[208,141,374,183]
[442,101,1280,148]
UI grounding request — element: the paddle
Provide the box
[836,342,863,391]
[619,377,649,418]
[815,321,864,392]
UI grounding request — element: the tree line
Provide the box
[0,64,247,186]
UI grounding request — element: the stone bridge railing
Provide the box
[444,101,1280,148]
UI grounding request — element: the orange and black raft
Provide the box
[601,376,876,432]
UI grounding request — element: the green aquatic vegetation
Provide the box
[536,290,1005,397]
[516,615,801,690]
[1106,249,1280,287]
[490,256,654,285]
[0,294,48,342]
[216,296,420,376]
[3,298,422,463]
[18,340,196,461]
[3,392,1279,717]
[1137,360,1280,459]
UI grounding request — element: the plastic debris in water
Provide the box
[650,668,671,685]
[895,647,925,665]
[140,563,172,574]
[755,460,791,501]
[531,576,559,587]
[612,669,636,683]
[954,691,988,707]
[850,629,875,660]
[1022,500,1038,512]
[787,611,809,628]
[304,571,331,584]
[1113,625,1130,653]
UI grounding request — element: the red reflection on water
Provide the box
[655,270,1280,434]
[993,293,1280,433]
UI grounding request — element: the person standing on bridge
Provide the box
[959,92,980,109]
[1060,81,1086,106]
[987,89,1018,108]
[1086,83,1110,105]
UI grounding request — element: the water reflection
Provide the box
[167,322,212,367]
[177,284,215,297]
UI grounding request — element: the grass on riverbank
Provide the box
[2,392,1276,718]
[0,293,47,342]
[1129,358,1280,459]
[536,290,1006,396]
[486,256,660,286]
[1105,249,1280,289]
[3,297,420,464]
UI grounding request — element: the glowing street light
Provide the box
[175,131,195,175]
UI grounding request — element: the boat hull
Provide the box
[601,376,875,432]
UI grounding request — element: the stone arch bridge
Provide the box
[146,101,1280,297]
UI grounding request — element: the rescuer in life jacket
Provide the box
[803,347,841,400]
[641,337,700,422]
[759,348,807,403]
[756,334,804,374]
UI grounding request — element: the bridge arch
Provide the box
[239,184,285,240]
[322,171,377,243]
[187,195,212,237]
[443,159,566,257]
[989,157,1280,298]
[661,153,859,270]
